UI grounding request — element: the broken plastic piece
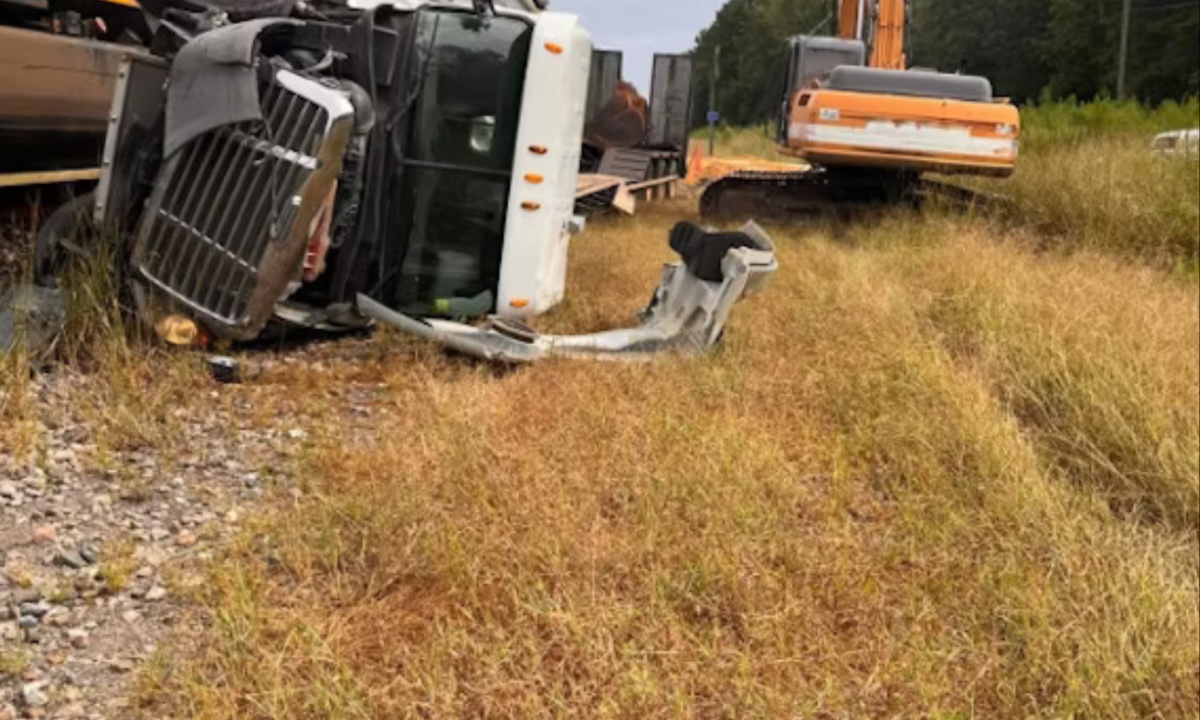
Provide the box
[357,221,777,364]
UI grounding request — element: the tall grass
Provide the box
[690,123,786,159]
[882,219,1200,531]
[1020,96,1200,152]
[0,212,37,453]
[0,213,204,460]
[989,97,1200,265]
[991,135,1199,265]
[146,206,1199,719]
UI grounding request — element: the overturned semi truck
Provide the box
[17,0,776,362]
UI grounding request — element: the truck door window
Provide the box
[393,11,532,315]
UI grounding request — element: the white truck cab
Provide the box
[102,3,592,341]
[32,0,779,362]
[343,2,592,318]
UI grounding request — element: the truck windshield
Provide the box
[393,11,532,316]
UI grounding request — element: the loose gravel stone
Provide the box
[107,658,134,674]
[11,588,40,604]
[53,550,88,570]
[0,336,355,716]
[30,526,56,544]
[66,629,89,649]
[18,602,50,619]
[12,590,40,605]
[20,683,49,709]
[78,544,100,565]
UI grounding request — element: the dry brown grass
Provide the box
[0,211,36,450]
[983,137,1200,267]
[142,204,1199,719]
[1,223,214,465]
[0,648,29,677]
[690,124,793,161]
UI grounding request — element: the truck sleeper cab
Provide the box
[111,3,590,341]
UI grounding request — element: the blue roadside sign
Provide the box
[706,110,720,124]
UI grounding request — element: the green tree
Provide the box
[692,0,827,126]
[691,0,1199,127]
[910,0,1052,102]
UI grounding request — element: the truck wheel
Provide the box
[34,193,96,288]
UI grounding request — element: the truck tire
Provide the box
[34,193,96,288]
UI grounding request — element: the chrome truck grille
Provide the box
[132,69,355,339]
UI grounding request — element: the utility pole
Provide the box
[707,45,721,156]
[1117,0,1132,99]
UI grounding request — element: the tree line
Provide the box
[691,0,1200,126]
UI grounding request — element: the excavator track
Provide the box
[699,169,1002,223]
[918,178,1007,213]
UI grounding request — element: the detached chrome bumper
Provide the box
[358,221,777,364]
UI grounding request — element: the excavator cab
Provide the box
[776,36,864,144]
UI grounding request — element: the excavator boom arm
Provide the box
[834,0,907,70]
[868,0,906,69]
[837,0,864,41]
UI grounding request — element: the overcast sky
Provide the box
[550,0,725,94]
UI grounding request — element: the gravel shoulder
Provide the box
[1,367,309,720]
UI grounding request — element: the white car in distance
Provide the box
[1152,128,1200,157]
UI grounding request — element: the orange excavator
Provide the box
[700,0,1020,220]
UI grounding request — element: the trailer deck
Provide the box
[0,26,146,186]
